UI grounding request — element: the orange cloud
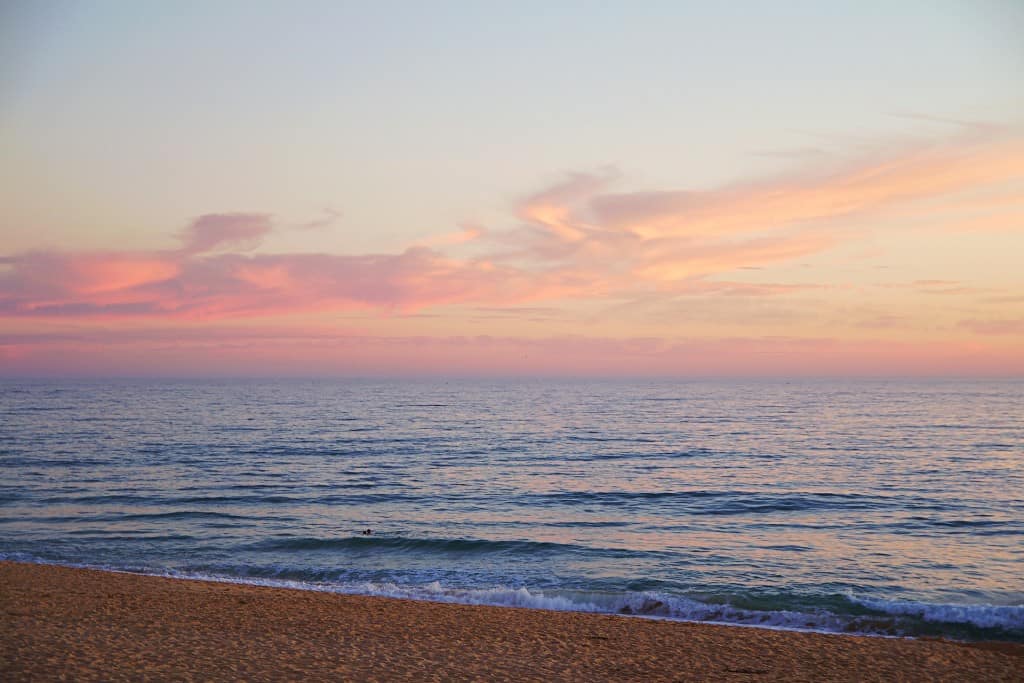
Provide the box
[517,171,614,243]
[418,223,487,248]
[480,131,1023,294]
[590,136,1024,240]
[633,231,837,284]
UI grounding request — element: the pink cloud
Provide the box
[0,244,578,319]
[2,252,180,300]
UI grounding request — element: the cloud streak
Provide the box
[3,329,1020,377]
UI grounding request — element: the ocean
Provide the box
[1,378,1021,642]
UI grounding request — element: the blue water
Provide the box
[1,378,1022,641]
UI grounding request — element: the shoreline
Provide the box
[5,556,1016,642]
[2,561,1022,681]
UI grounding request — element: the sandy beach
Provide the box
[0,561,1020,681]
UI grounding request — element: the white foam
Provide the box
[850,596,1024,631]
[146,570,872,636]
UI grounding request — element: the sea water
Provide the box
[1,378,1021,641]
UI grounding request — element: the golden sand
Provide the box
[1,561,1021,681]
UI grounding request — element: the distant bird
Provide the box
[361,528,373,536]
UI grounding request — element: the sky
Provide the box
[1,0,1022,377]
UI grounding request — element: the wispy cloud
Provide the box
[178,213,273,255]
[959,319,1024,336]
[294,208,343,231]
[590,136,1023,242]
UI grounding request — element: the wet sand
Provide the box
[1,561,1021,682]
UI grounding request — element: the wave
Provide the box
[117,511,254,522]
[244,535,645,558]
[524,490,948,515]
[31,488,967,521]
[11,510,258,523]
[850,596,1024,632]
[62,533,197,542]
[36,492,413,506]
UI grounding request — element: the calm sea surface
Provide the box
[1,378,1021,641]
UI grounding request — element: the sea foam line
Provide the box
[4,554,1020,640]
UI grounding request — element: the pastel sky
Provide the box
[1,1,1022,376]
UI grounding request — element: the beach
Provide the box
[5,0,1023,678]
[2,562,1021,682]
